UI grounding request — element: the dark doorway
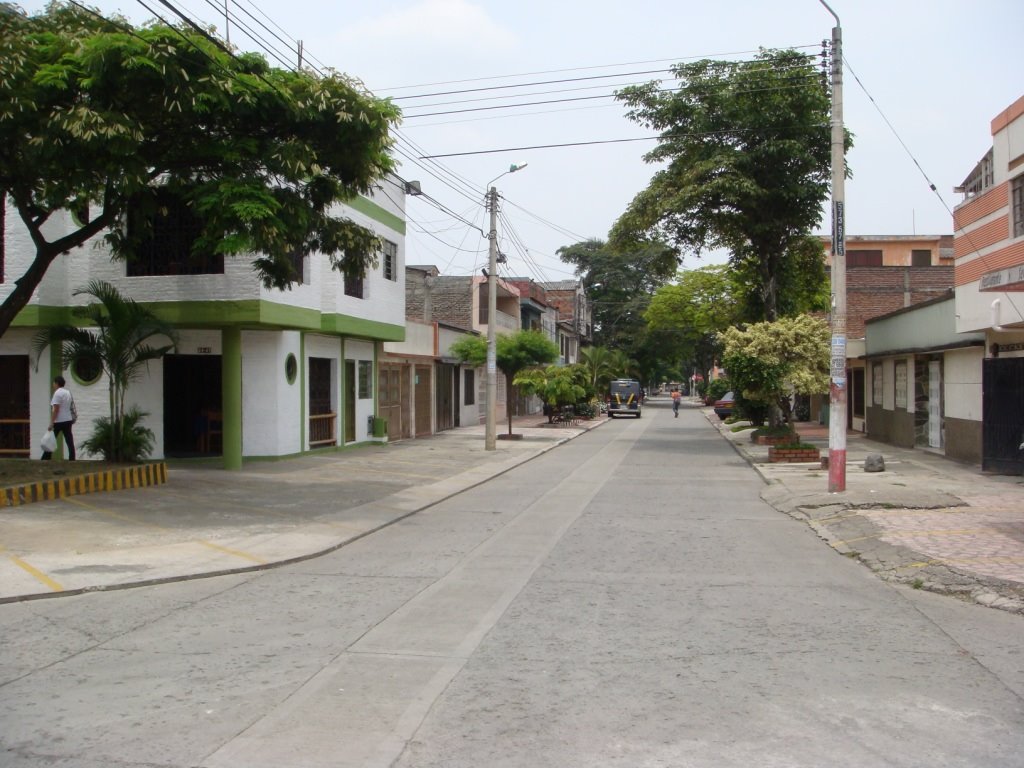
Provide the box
[0,355,30,457]
[164,355,221,456]
[308,357,336,448]
[435,363,455,432]
[983,357,1024,474]
[344,360,356,443]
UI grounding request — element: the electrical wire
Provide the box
[843,54,1024,322]
[371,45,821,93]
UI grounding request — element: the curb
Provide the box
[0,423,605,603]
[0,462,168,508]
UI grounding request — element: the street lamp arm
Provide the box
[817,0,839,26]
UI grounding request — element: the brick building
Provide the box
[815,235,955,432]
[952,93,1024,472]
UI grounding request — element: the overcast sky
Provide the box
[25,0,1024,283]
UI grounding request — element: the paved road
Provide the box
[2,405,1022,767]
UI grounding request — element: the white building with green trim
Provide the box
[0,177,408,467]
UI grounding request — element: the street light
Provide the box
[484,163,528,450]
[819,0,848,492]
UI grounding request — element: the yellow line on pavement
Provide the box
[197,541,267,563]
[6,554,64,592]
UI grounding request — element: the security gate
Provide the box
[982,357,1024,474]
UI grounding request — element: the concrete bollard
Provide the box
[864,454,885,473]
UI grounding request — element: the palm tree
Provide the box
[578,346,620,394]
[33,280,177,461]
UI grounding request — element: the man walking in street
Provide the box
[671,387,682,418]
[43,375,76,461]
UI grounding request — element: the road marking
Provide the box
[5,553,64,592]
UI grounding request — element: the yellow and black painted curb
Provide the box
[0,463,168,508]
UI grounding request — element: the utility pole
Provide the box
[821,0,847,492]
[485,185,499,451]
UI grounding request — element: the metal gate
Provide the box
[982,357,1024,474]
[415,365,432,437]
[435,364,455,432]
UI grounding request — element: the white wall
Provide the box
[944,347,983,422]
[242,330,302,457]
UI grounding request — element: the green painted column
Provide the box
[222,328,243,470]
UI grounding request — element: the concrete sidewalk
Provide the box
[0,416,604,603]
[703,400,1024,613]
[3,401,1021,614]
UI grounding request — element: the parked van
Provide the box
[608,379,642,418]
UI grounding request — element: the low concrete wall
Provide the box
[944,416,982,465]
[866,405,915,448]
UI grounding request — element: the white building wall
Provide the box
[944,347,984,422]
[242,330,302,457]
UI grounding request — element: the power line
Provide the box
[371,45,820,92]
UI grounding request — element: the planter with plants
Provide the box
[752,425,801,446]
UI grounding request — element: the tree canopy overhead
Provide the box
[613,48,846,321]
[0,2,400,336]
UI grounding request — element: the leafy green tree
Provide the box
[449,330,559,436]
[32,280,178,461]
[0,3,399,337]
[557,238,677,350]
[645,265,738,382]
[719,315,829,428]
[614,49,847,321]
[514,364,587,421]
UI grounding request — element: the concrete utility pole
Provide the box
[483,163,527,451]
[485,185,499,451]
[820,0,847,492]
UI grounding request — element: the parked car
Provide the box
[713,392,735,420]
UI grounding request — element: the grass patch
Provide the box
[912,578,924,590]
[730,424,757,433]
[752,425,797,439]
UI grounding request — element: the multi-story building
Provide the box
[538,281,592,365]
[401,266,523,428]
[0,177,410,465]
[952,94,1024,472]
[819,235,954,432]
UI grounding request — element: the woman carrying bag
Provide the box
[42,375,76,461]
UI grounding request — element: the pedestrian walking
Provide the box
[42,375,76,461]
[671,387,682,418]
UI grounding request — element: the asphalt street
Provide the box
[1,403,1022,767]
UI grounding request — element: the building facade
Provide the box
[0,177,409,466]
[952,94,1024,472]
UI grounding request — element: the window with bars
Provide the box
[382,239,397,281]
[345,274,364,299]
[126,190,223,277]
[358,360,372,399]
[1013,176,1024,239]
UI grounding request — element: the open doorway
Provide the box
[164,355,222,456]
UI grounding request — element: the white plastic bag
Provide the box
[40,430,57,454]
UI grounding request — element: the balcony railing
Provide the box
[477,308,519,330]
[309,412,337,447]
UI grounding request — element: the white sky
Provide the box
[25,0,1024,283]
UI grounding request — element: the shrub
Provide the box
[82,407,155,462]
